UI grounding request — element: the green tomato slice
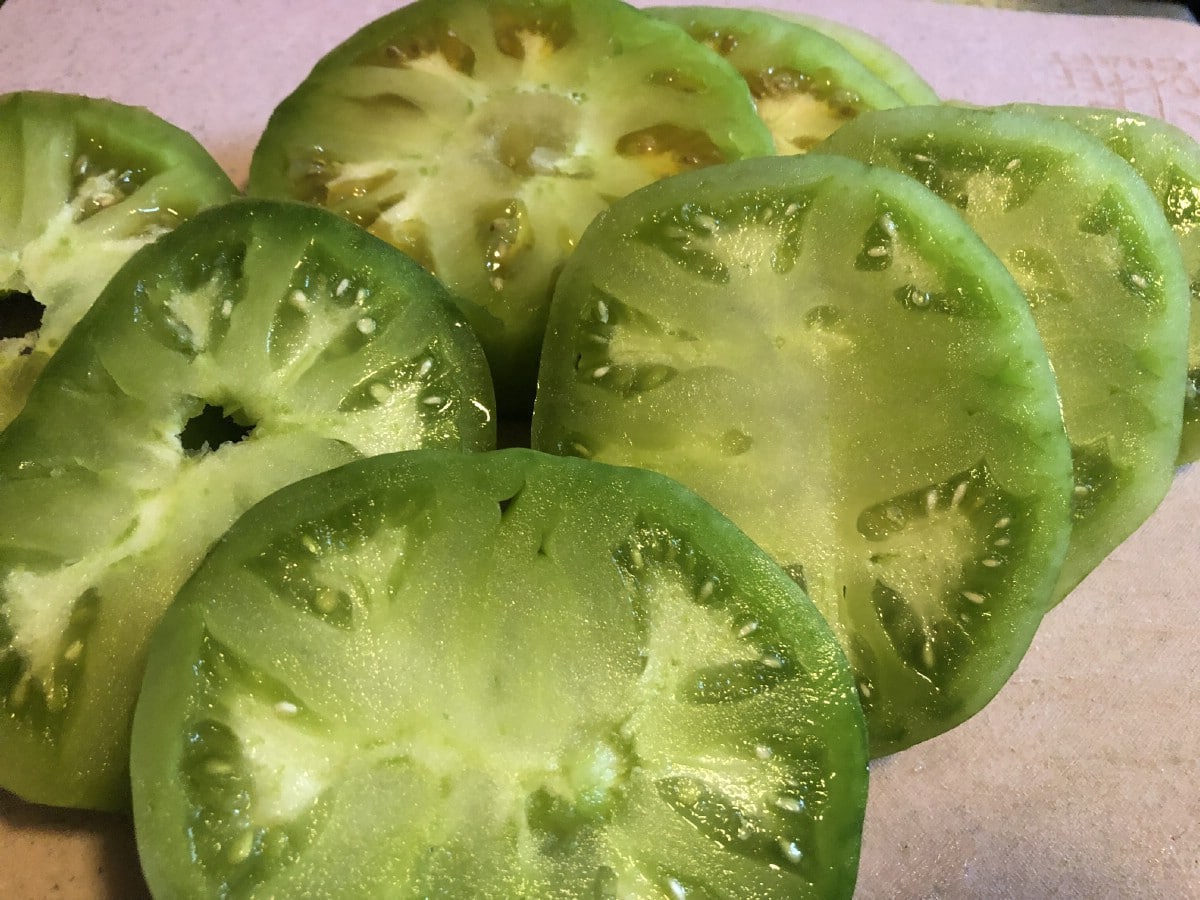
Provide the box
[758,9,939,105]
[1007,103,1200,466]
[532,154,1074,756]
[815,105,1191,599]
[648,6,908,154]
[247,0,773,417]
[0,199,495,811]
[131,448,868,899]
[0,91,238,429]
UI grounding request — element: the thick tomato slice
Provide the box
[0,199,494,810]
[248,0,774,416]
[131,449,868,899]
[533,154,1074,756]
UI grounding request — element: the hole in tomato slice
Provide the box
[0,290,45,344]
[179,403,255,456]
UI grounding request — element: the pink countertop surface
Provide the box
[1,1,1198,897]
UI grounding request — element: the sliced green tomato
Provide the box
[815,106,1190,599]
[0,91,238,428]
[247,0,773,417]
[0,199,495,811]
[1007,103,1200,465]
[532,155,1074,756]
[757,8,939,105]
[131,449,868,899]
[648,6,907,153]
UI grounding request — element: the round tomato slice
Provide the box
[0,91,238,428]
[532,154,1074,756]
[0,199,494,811]
[816,105,1191,599]
[247,0,773,416]
[131,449,868,899]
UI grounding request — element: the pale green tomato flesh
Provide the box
[0,199,495,811]
[760,9,939,105]
[0,91,238,428]
[131,449,868,899]
[532,154,1074,755]
[649,6,907,154]
[247,0,774,416]
[1009,103,1200,465]
[816,105,1190,599]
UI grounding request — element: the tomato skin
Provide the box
[0,90,239,428]
[132,448,868,899]
[0,199,495,811]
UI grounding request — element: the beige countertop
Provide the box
[1,1,1198,897]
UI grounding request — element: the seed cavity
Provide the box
[744,66,863,116]
[356,22,476,75]
[858,461,1025,677]
[856,214,896,271]
[491,4,575,59]
[68,145,149,223]
[1069,441,1123,523]
[338,352,439,414]
[616,124,726,177]
[0,588,98,729]
[1080,187,1125,236]
[480,198,533,292]
[682,653,796,704]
